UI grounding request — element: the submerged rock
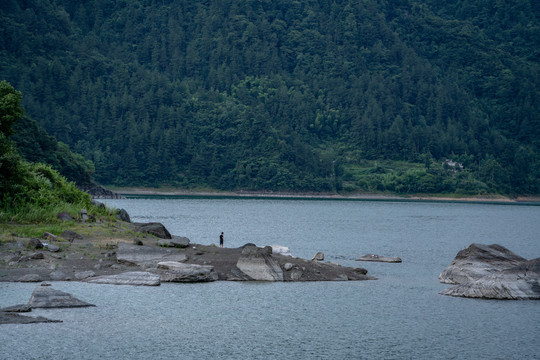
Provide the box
[0,312,62,324]
[28,284,95,308]
[356,254,402,263]
[87,271,161,286]
[439,244,540,300]
[236,245,284,281]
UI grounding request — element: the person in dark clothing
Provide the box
[220,232,224,248]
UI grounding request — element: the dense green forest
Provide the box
[1,0,538,195]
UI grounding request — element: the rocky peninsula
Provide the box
[0,209,375,286]
[439,243,540,300]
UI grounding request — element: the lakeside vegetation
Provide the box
[0,81,111,223]
[1,1,538,196]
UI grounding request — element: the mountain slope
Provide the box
[1,0,538,194]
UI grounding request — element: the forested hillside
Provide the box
[1,0,538,194]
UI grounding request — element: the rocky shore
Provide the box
[0,213,375,286]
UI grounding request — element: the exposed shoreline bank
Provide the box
[106,187,540,204]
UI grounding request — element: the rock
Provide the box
[87,271,161,286]
[439,244,540,300]
[0,312,62,324]
[170,236,190,248]
[133,222,172,239]
[57,212,73,221]
[133,238,144,246]
[236,245,284,281]
[83,184,125,199]
[47,244,60,253]
[28,284,95,308]
[116,242,187,267]
[283,263,294,271]
[91,199,106,209]
[439,243,527,285]
[75,270,96,280]
[80,209,89,222]
[157,261,218,282]
[18,274,42,282]
[116,208,131,222]
[271,245,292,257]
[312,252,324,261]
[440,258,540,300]
[356,254,402,263]
[20,252,44,261]
[28,238,43,249]
[1,304,32,312]
[61,230,83,242]
[50,270,67,281]
[42,232,57,241]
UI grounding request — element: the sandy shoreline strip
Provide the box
[107,187,540,203]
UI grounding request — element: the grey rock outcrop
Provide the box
[133,222,172,239]
[312,252,324,261]
[28,284,95,308]
[439,244,540,300]
[356,254,402,263]
[157,261,218,282]
[236,245,284,281]
[439,243,527,284]
[171,236,190,248]
[116,242,187,267]
[86,271,161,286]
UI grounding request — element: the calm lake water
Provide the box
[1,197,539,359]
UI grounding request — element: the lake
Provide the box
[1,197,539,359]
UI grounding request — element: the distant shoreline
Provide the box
[106,187,540,204]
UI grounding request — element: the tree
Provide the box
[0,81,25,202]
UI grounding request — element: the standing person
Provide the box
[220,232,224,248]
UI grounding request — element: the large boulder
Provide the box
[133,222,172,239]
[116,242,187,267]
[439,244,540,300]
[157,261,218,282]
[439,243,527,284]
[116,208,131,223]
[28,284,95,308]
[86,271,161,286]
[236,245,284,281]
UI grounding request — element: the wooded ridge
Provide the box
[1,0,538,195]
